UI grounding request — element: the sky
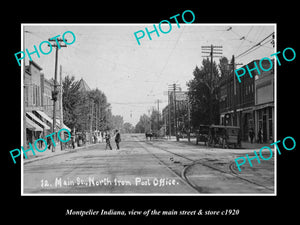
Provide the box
[22,24,275,125]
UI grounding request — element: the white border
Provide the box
[21,23,277,196]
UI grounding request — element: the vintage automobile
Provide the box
[196,125,210,145]
[207,125,241,149]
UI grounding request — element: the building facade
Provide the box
[24,61,46,145]
[24,61,68,148]
[254,59,274,143]
[219,60,271,142]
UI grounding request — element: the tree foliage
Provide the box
[62,75,113,132]
[187,57,229,128]
[135,114,150,133]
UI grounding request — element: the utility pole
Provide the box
[90,102,94,144]
[148,109,152,131]
[173,84,178,141]
[59,65,64,150]
[201,45,223,125]
[187,97,191,142]
[168,91,171,139]
[230,55,243,126]
[157,99,160,132]
[168,84,180,141]
[48,37,67,152]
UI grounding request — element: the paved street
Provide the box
[23,133,274,194]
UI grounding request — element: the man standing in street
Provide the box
[105,131,112,150]
[115,129,121,150]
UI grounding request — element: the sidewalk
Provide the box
[23,142,101,164]
[165,136,270,149]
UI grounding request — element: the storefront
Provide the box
[241,109,255,142]
[25,114,44,148]
[254,103,274,143]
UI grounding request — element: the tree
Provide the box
[62,76,112,133]
[187,58,221,128]
[111,115,124,132]
[149,109,163,132]
[87,88,112,131]
[62,75,84,131]
[135,114,150,133]
[123,122,134,133]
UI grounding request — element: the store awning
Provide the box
[56,119,71,131]
[253,102,274,111]
[26,112,51,130]
[26,117,43,131]
[35,110,70,131]
[35,110,53,124]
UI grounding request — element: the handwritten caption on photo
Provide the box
[40,176,179,188]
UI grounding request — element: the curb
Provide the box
[23,143,99,165]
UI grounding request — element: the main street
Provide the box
[23,134,274,194]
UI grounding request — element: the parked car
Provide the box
[196,125,210,145]
[207,125,241,148]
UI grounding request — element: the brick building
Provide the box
[219,59,275,143]
[24,61,69,147]
[254,60,275,143]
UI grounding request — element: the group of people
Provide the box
[248,127,264,144]
[46,129,122,151]
[104,129,121,150]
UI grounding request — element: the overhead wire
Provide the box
[236,32,274,59]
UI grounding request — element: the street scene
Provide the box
[22,24,275,195]
[24,133,274,194]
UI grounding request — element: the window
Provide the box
[268,108,273,140]
[36,86,40,106]
[25,86,29,107]
[32,85,36,106]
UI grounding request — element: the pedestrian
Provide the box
[115,129,121,150]
[105,131,112,150]
[249,128,254,144]
[47,134,53,150]
[94,134,97,144]
[71,131,75,149]
[38,132,43,149]
[258,127,263,143]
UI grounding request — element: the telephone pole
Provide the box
[230,55,243,126]
[48,38,67,152]
[168,84,180,141]
[168,90,171,139]
[187,97,191,142]
[201,45,223,125]
[59,65,64,150]
[173,84,178,141]
[90,102,94,143]
[157,99,160,132]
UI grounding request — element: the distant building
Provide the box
[76,78,91,92]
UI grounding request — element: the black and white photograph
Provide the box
[3,5,299,223]
[21,24,276,195]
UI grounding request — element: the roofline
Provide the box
[30,61,43,71]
